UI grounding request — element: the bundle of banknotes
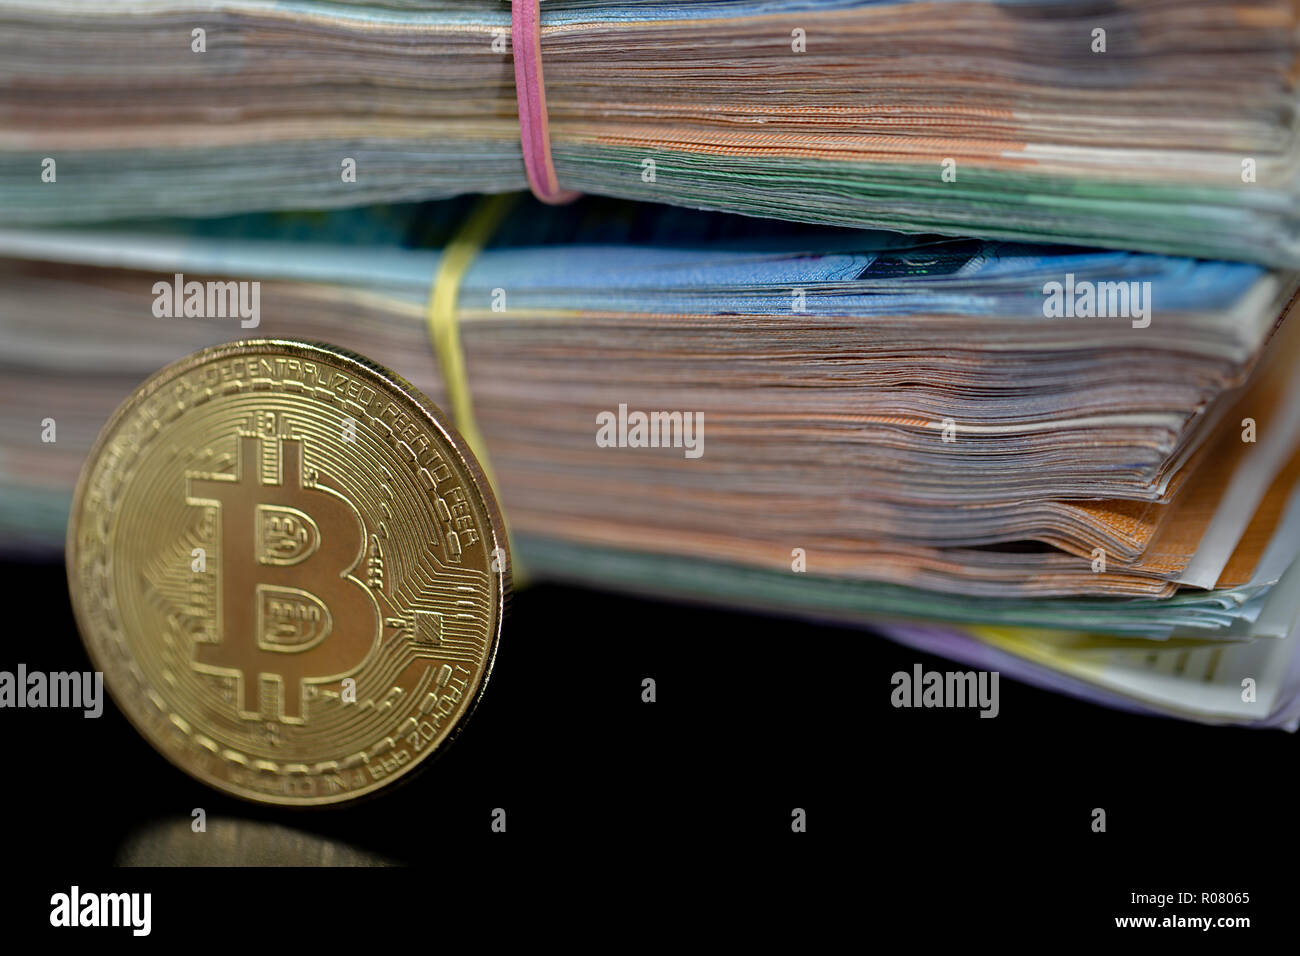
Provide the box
[2,0,1298,264]
[2,196,1299,726]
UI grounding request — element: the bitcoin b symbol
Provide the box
[187,433,379,723]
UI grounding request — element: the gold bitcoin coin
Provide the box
[66,340,508,805]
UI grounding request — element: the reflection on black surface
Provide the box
[115,817,397,867]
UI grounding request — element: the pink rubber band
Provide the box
[512,0,580,204]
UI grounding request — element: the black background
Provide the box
[3,556,1291,939]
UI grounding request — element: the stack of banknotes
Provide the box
[2,196,1299,727]
[2,0,1298,263]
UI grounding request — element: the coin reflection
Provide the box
[116,817,397,867]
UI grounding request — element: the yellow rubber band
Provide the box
[425,192,525,580]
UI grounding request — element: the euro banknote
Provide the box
[0,0,1297,264]
[2,197,1299,651]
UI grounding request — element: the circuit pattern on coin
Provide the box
[67,340,507,805]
